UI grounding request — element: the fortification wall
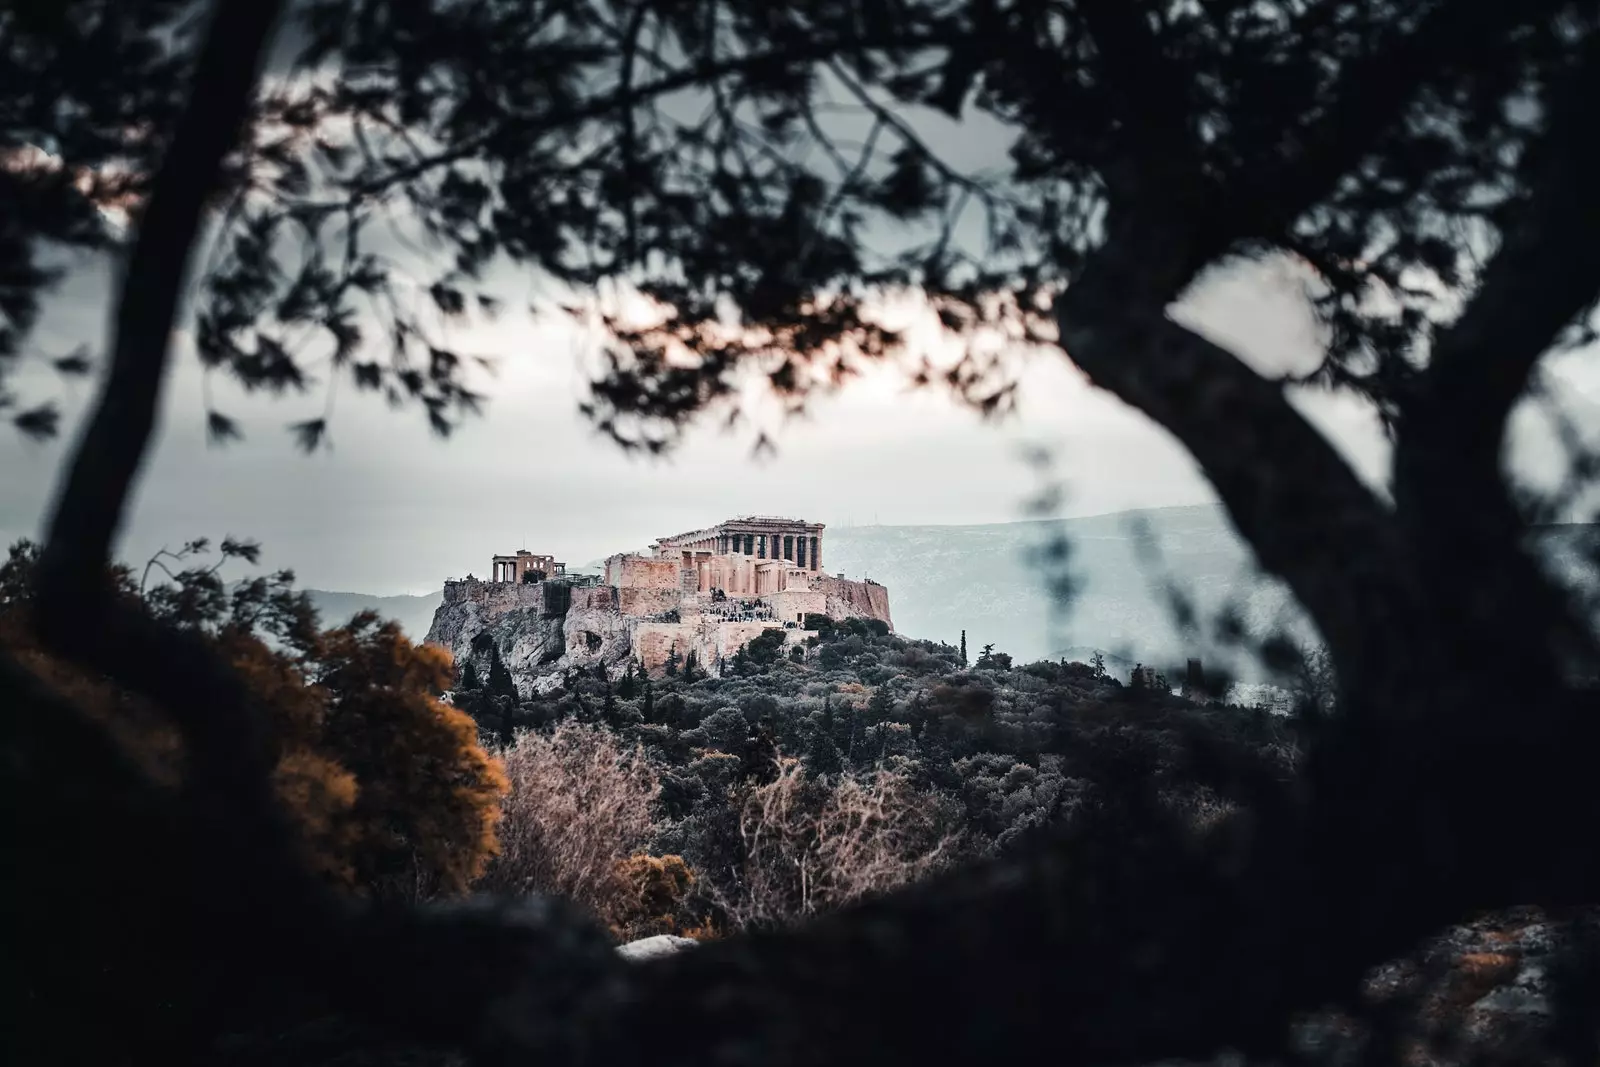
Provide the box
[809,575,893,631]
[428,580,548,649]
[767,589,827,626]
[714,620,783,662]
[631,621,695,673]
[630,618,792,676]
[618,587,683,617]
[613,556,681,591]
[572,585,618,613]
[430,563,894,689]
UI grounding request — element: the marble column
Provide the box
[812,535,822,571]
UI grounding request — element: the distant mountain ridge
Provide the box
[820,504,1307,681]
[305,505,1295,677]
[304,588,443,643]
[306,504,1594,684]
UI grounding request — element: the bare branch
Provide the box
[1055,219,1433,703]
[1232,0,1567,243]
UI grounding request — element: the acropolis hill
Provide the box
[424,516,892,693]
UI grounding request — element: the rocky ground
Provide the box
[1290,906,1597,1066]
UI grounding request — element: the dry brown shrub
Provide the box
[479,723,659,919]
[726,757,961,929]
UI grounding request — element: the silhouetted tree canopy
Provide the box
[5,2,1600,1066]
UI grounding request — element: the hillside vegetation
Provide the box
[452,616,1301,935]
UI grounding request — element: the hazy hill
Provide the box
[305,588,443,642]
[306,505,1300,679]
[307,505,1593,684]
[823,505,1307,681]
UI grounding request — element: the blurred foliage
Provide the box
[0,537,506,900]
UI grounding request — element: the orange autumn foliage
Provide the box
[0,611,185,787]
[305,614,508,898]
[605,853,710,940]
[0,546,506,901]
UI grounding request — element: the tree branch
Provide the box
[1055,216,1435,704]
[1072,0,1198,171]
[39,0,287,593]
[25,0,316,996]
[329,26,964,207]
[1231,0,1567,242]
[1392,39,1600,673]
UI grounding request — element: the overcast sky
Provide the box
[5,249,1594,596]
[4,55,1595,596]
[0,247,1408,595]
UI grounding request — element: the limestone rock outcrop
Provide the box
[424,570,892,695]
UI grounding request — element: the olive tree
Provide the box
[6,2,1600,1065]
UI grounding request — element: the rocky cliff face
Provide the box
[425,575,892,695]
[812,575,892,630]
[425,581,631,695]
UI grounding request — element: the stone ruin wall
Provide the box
[630,617,804,675]
[429,549,895,690]
[572,585,617,612]
[713,620,778,663]
[626,622,688,673]
[766,589,828,627]
[617,587,683,618]
[611,556,681,591]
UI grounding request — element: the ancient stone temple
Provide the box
[653,516,825,569]
[433,515,891,692]
[490,550,565,584]
[644,516,825,596]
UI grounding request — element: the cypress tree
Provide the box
[618,661,637,699]
[665,643,680,677]
[806,726,844,778]
[960,629,967,666]
[487,646,516,702]
[460,660,480,691]
[867,685,893,723]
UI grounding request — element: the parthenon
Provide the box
[615,515,826,596]
[657,515,822,566]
